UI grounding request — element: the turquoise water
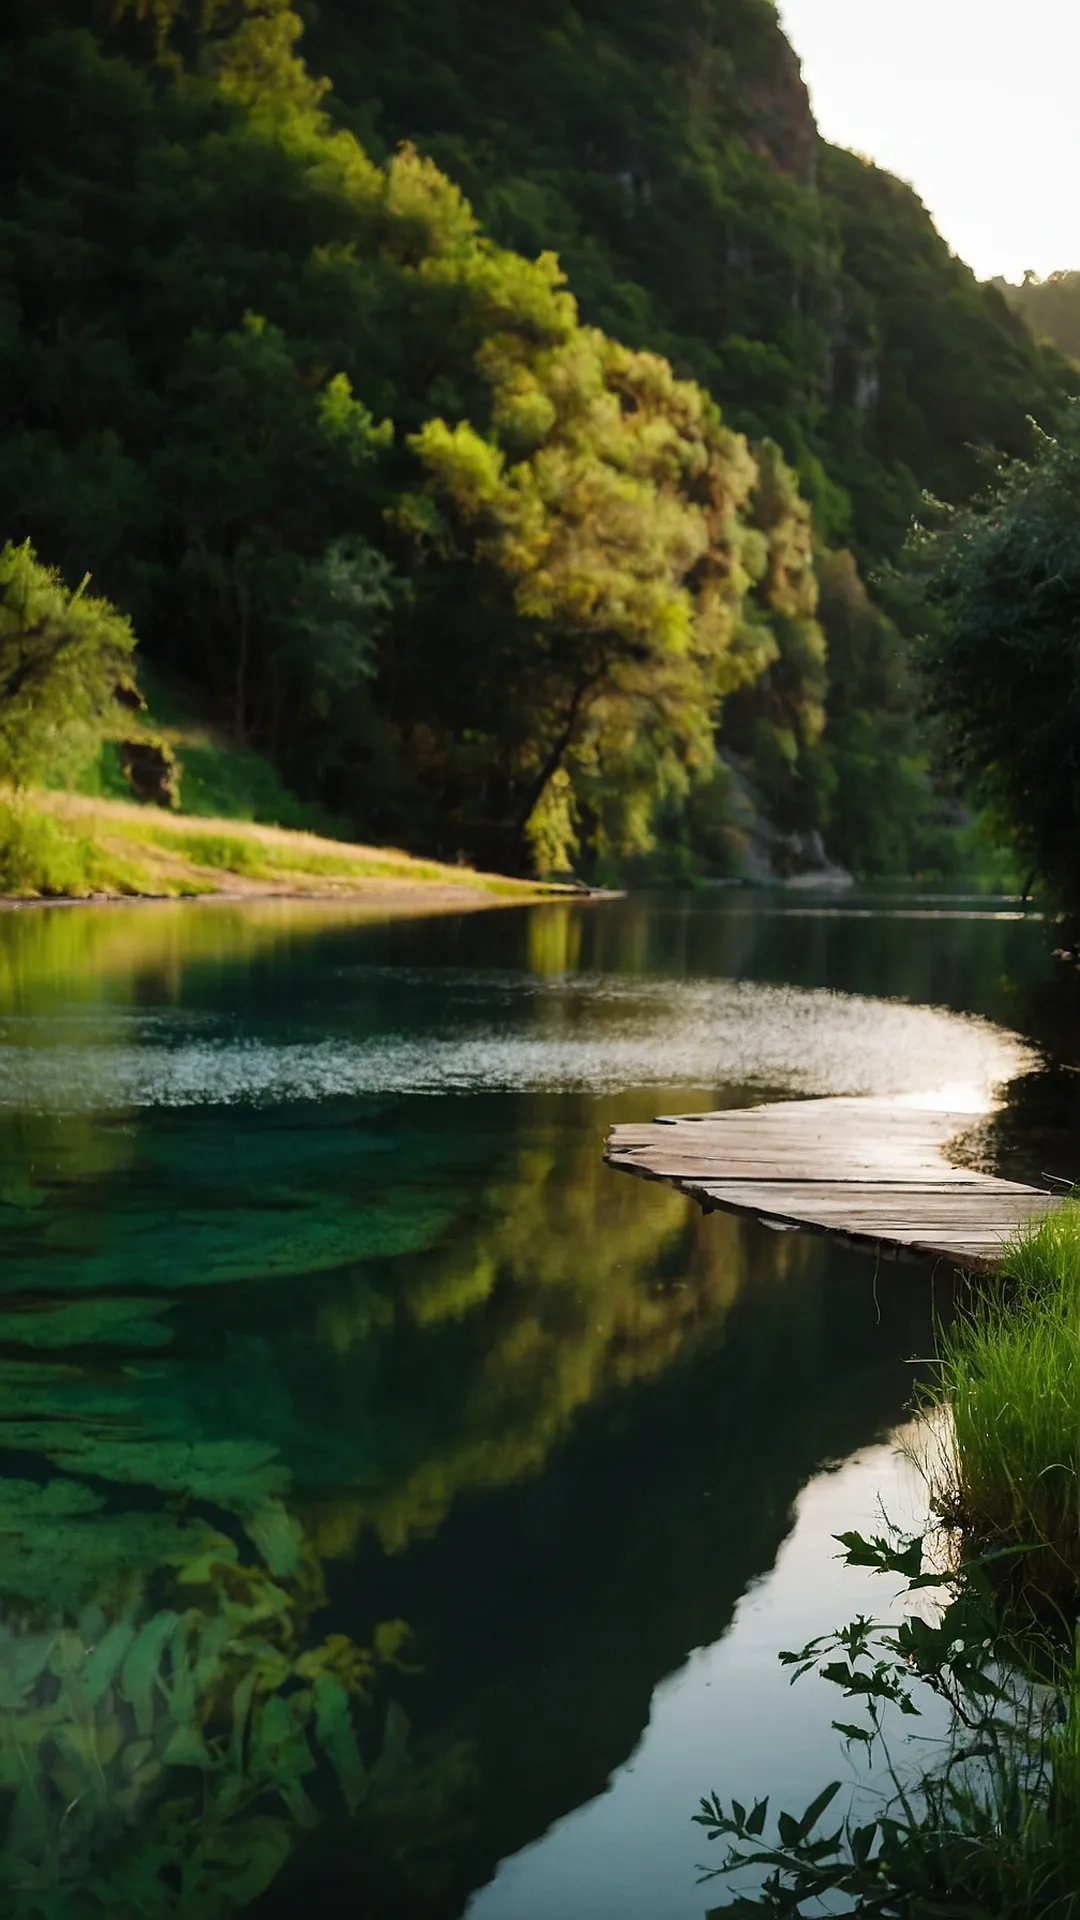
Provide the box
[0,889,1056,1917]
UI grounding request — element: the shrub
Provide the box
[0,541,136,789]
[0,801,141,897]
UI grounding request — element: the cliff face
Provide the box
[742,27,818,181]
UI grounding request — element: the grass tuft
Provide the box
[931,1199,1080,1607]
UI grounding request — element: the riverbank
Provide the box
[0,791,574,907]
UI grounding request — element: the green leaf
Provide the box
[244,1501,304,1578]
[120,1609,180,1736]
[81,1619,137,1706]
[161,1723,215,1769]
[313,1671,367,1814]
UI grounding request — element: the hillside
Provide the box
[0,0,1071,887]
[992,271,1080,365]
[306,0,1074,560]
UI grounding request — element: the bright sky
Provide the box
[776,0,1080,282]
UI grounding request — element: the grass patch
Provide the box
[930,1199,1080,1609]
[115,817,524,890]
[48,661,349,838]
[174,743,346,836]
[0,791,548,901]
[0,801,146,897]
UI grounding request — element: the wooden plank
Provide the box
[610,1158,1000,1185]
[604,1096,1062,1272]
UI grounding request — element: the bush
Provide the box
[0,540,136,789]
[0,801,140,897]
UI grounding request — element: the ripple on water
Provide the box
[0,974,1033,1110]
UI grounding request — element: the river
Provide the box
[0,886,1063,1918]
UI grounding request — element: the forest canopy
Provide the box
[0,0,1073,878]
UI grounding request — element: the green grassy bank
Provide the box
[930,1200,1080,1612]
[0,793,550,904]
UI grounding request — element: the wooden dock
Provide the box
[605,1097,1062,1270]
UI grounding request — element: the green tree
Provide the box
[906,416,1080,903]
[0,0,1059,876]
[0,540,136,787]
[399,329,774,868]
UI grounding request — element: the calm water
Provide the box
[0,888,1062,1919]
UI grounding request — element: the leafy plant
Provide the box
[0,541,136,790]
[0,1501,425,1918]
[694,1527,1080,1917]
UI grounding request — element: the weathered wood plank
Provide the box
[604,1096,1062,1271]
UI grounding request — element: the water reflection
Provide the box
[0,890,1058,1916]
[0,979,1028,1108]
[469,1430,943,1920]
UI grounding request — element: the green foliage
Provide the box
[306,0,1074,564]
[120,670,348,832]
[906,417,1080,906]
[175,743,342,831]
[928,1201,1080,1610]
[402,333,806,868]
[994,269,1080,366]
[0,799,144,896]
[0,0,1063,875]
[814,548,954,876]
[0,1,841,873]
[0,540,135,790]
[818,150,1075,559]
[696,1527,1080,1916]
[0,1498,409,1917]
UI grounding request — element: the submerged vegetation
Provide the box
[0,1514,402,1918]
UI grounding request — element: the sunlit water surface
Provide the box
[0,888,1059,1918]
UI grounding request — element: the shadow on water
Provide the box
[0,889,1058,1916]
